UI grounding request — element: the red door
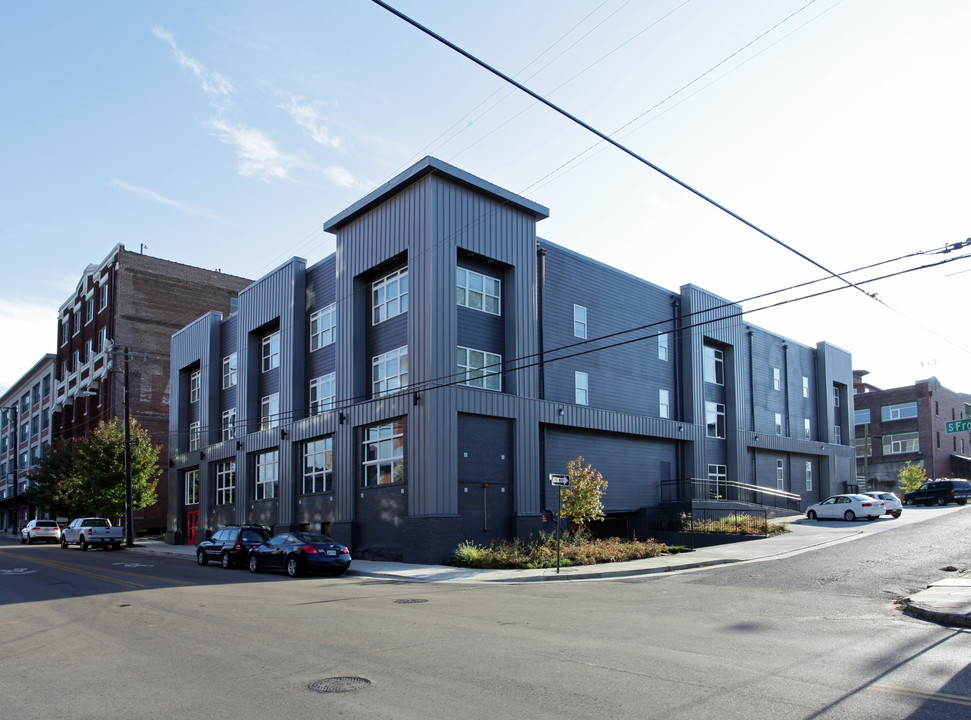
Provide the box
[186,510,199,545]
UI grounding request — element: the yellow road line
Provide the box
[6,552,194,588]
[870,684,971,707]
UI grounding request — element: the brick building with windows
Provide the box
[853,371,971,491]
[52,244,250,532]
[168,157,855,563]
[0,354,55,532]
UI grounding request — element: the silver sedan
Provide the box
[806,494,886,522]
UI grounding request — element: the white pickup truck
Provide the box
[60,518,125,551]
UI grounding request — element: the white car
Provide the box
[806,494,885,522]
[861,491,902,519]
[21,519,61,544]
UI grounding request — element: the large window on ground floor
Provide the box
[185,469,199,505]
[776,459,785,490]
[215,460,236,505]
[707,464,727,499]
[363,419,404,486]
[303,437,333,494]
[255,449,279,500]
[805,461,812,492]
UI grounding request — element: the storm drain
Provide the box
[393,598,428,604]
[308,677,372,694]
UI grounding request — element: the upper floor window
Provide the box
[189,370,201,403]
[856,437,871,458]
[31,383,40,405]
[773,367,781,391]
[854,408,870,425]
[302,437,333,494]
[262,332,280,372]
[703,345,724,385]
[98,327,108,353]
[774,412,783,435]
[833,387,841,407]
[60,316,69,346]
[255,450,279,500]
[881,402,917,421]
[457,347,501,391]
[456,267,499,315]
[883,432,919,455]
[85,300,94,324]
[659,389,670,419]
[373,267,408,324]
[42,375,51,397]
[363,419,404,486]
[802,376,809,398]
[373,347,408,397]
[310,304,336,351]
[221,409,236,441]
[706,401,726,438]
[222,353,237,389]
[100,283,109,310]
[261,393,280,431]
[73,311,81,336]
[658,332,669,361]
[310,373,336,415]
[185,469,200,505]
[834,425,842,444]
[188,421,201,451]
[573,305,587,338]
[804,418,811,439]
[575,371,588,406]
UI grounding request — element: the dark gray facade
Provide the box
[167,157,855,563]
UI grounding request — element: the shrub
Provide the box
[450,532,672,570]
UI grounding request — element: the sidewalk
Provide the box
[118,516,970,628]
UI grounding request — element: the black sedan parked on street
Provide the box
[197,525,272,568]
[247,532,351,577]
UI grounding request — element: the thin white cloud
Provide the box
[281,96,341,148]
[323,166,359,189]
[109,179,226,222]
[152,26,233,104]
[206,118,295,182]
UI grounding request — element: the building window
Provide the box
[833,387,840,407]
[854,408,870,425]
[100,283,109,310]
[706,401,726,438]
[42,375,50,397]
[659,389,670,419]
[937,431,941,450]
[72,351,79,371]
[575,371,589,406]
[73,311,81,336]
[215,460,236,505]
[573,304,587,338]
[855,437,871,458]
[776,459,785,490]
[834,425,841,444]
[188,422,201,451]
[98,327,108,353]
[189,370,201,403]
[254,450,279,500]
[85,300,94,324]
[805,461,812,492]
[802,377,809,398]
[31,383,40,405]
[31,416,39,436]
[363,419,405,486]
[774,412,783,436]
[185,469,199,505]
[804,418,811,439]
[309,373,336,414]
[707,464,727,499]
[310,304,336,351]
[221,409,236,441]
[222,353,237,389]
[884,432,919,455]
[373,346,408,397]
[703,345,724,385]
[261,393,280,430]
[457,347,501,391]
[935,400,940,416]
[881,402,917,421]
[262,332,280,372]
[773,368,781,391]
[302,437,333,494]
[658,332,669,361]
[456,267,499,315]
[60,316,69,346]
[374,267,409,324]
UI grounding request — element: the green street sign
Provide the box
[946,418,971,434]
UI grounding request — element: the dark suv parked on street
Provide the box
[904,479,971,506]
[197,525,272,568]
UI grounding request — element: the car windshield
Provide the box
[36,521,58,527]
[294,533,335,544]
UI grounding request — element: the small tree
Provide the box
[897,461,927,495]
[558,456,607,534]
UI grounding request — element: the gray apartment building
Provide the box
[853,371,971,490]
[167,157,856,563]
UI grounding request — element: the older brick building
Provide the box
[52,244,251,532]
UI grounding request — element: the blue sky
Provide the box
[2,0,971,395]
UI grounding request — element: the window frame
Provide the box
[362,419,405,487]
[261,393,280,431]
[185,469,200,505]
[805,461,812,492]
[189,370,201,403]
[456,346,501,391]
[456,266,500,315]
[373,267,409,325]
[776,459,785,490]
[215,460,236,505]
[802,376,809,398]
[222,353,237,389]
[188,421,201,451]
[773,367,781,391]
[309,373,336,415]
[262,332,280,373]
[372,346,408,397]
[882,402,917,421]
[221,408,236,441]
[309,303,336,351]
[254,449,279,500]
[703,345,724,385]
[705,401,726,438]
[302,437,333,494]
[575,371,589,406]
[774,412,783,436]
[658,332,669,361]
[659,388,670,419]
[884,432,919,455]
[573,304,587,339]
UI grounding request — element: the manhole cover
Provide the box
[394,598,428,604]
[308,677,371,693]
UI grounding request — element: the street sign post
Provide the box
[946,419,971,434]
[549,474,569,573]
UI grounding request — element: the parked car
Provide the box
[861,491,903,518]
[903,479,971,507]
[21,519,61,544]
[806,494,885,521]
[247,532,351,577]
[196,525,272,568]
[60,517,124,550]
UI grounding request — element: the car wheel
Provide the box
[807,510,817,521]
[79,537,88,551]
[866,515,877,521]
[197,550,208,566]
[286,556,301,577]
[844,510,856,521]
[27,534,34,544]
[937,497,947,506]
[905,498,913,506]
[221,553,232,569]
[248,554,260,573]
[60,537,68,549]
[957,499,967,506]
[892,511,901,519]
[20,534,27,544]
